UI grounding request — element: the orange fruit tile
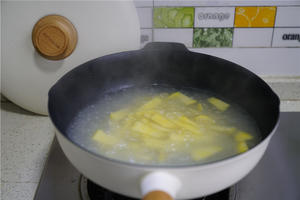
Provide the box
[234,7,276,27]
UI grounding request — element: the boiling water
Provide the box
[67,85,261,166]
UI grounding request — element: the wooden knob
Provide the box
[32,15,77,60]
[143,191,173,200]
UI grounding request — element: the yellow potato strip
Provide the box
[197,103,203,111]
[92,130,120,145]
[237,142,249,153]
[110,108,130,121]
[168,92,197,105]
[94,91,256,164]
[191,146,222,161]
[195,115,215,124]
[172,118,202,134]
[131,121,166,138]
[151,113,176,128]
[210,126,236,134]
[207,97,229,111]
[235,131,253,142]
[139,97,162,110]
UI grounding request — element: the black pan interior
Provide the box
[48,42,280,143]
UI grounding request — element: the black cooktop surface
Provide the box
[87,180,231,200]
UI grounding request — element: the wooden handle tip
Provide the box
[143,190,173,200]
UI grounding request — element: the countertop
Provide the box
[1,78,300,200]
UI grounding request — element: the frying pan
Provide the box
[48,42,280,199]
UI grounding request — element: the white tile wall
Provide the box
[134,2,300,76]
[233,28,273,47]
[137,7,152,28]
[154,0,300,6]
[140,29,153,47]
[275,7,300,27]
[154,0,205,6]
[191,48,300,76]
[194,7,235,28]
[272,28,300,47]
[134,0,153,7]
[153,29,193,47]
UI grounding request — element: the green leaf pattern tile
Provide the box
[193,28,233,48]
[153,7,194,28]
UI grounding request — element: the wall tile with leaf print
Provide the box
[153,7,194,28]
[193,28,233,48]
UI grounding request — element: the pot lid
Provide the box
[2,1,140,115]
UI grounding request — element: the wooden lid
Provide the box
[32,15,77,60]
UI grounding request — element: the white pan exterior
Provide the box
[56,128,276,199]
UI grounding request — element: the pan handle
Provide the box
[142,42,188,52]
[141,172,181,200]
[143,191,173,200]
